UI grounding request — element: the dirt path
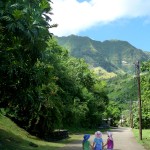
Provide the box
[59,127,145,150]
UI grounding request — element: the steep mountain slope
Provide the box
[144,51,150,59]
[55,35,149,75]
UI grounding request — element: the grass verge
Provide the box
[0,113,108,150]
[0,114,82,150]
[133,129,150,150]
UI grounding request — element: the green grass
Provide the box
[92,67,117,79]
[0,114,82,150]
[0,114,108,150]
[2,116,147,150]
[133,129,150,150]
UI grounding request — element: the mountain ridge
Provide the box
[55,35,150,77]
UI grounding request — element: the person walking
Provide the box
[93,131,104,150]
[103,131,114,150]
[82,134,92,150]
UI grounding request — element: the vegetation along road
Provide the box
[59,127,145,150]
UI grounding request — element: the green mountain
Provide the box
[55,35,149,76]
[144,51,150,59]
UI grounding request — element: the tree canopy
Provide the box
[0,0,109,138]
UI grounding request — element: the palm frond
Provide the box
[12,9,24,20]
[1,15,13,22]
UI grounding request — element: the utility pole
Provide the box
[135,61,142,140]
[130,100,133,128]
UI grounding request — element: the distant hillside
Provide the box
[55,35,149,75]
[144,51,150,59]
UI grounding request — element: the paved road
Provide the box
[59,127,145,150]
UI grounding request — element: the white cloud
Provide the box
[50,0,150,36]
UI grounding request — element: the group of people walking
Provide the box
[82,131,114,150]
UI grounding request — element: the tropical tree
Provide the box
[0,0,54,106]
[0,0,110,138]
[0,0,59,136]
[140,61,150,128]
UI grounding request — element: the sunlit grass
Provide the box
[92,67,117,79]
[0,114,82,150]
[0,113,109,150]
[133,129,150,150]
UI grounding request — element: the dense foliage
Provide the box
[107,67,150,129]
[0,0,109,138]
[129,61,150,129]
[106,74,133,126]
[1,1,149,141]
[140,61,150,128]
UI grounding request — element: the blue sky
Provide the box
[51,0,150,51]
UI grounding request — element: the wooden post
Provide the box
[135,61,142,140]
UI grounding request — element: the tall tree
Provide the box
[0,0,54,107]
[140,61,150,128]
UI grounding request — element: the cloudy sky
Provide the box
[50,0,150,51]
